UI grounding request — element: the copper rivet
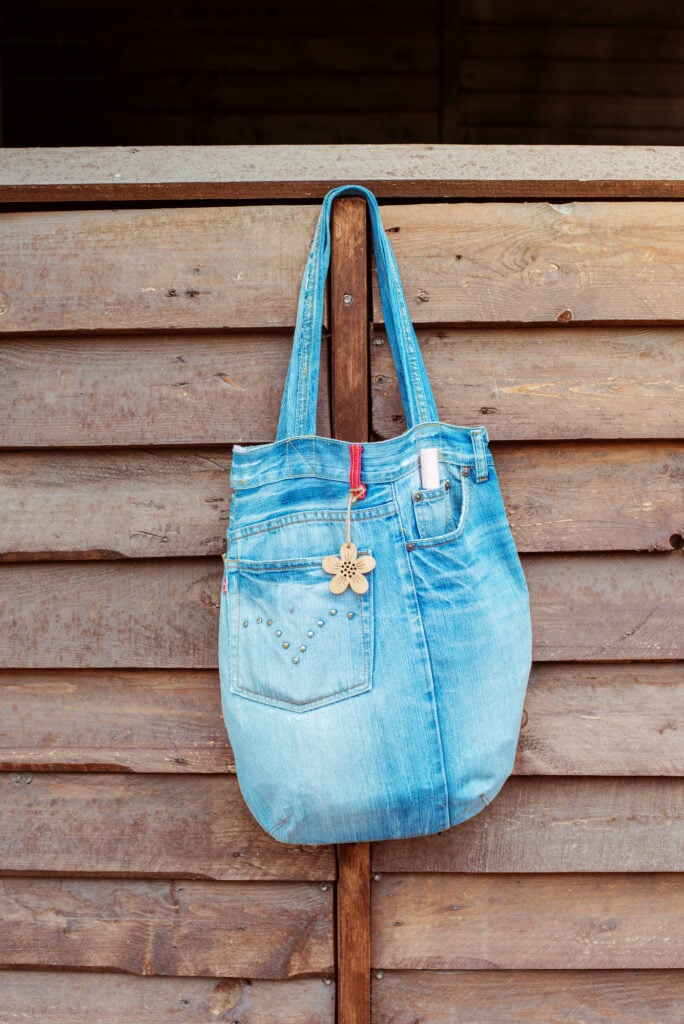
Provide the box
[300,645,306,652]
[347,612,354,619]
[242,620,248,627]
[462,467,471,477]
[267,619,272,625]
[256,617,262,623]
[282,642,289,649]
[444,480,451,491]
[406,542,415,552]
[413,492,422,502]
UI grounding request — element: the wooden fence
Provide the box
[0,146,682,1023]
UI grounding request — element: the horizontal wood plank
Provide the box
[373,970,684,1024]
[3,34,437,75]
[0,773,335,880]
[0,554,680,667]
[1,973,334,1024]
[371,777,684,873]
[0,334,330,447]
[2,145,684,201]
[0,877,333,977]
[0,670,233,772]
[0,206,318,333]
[467,24,684,61]
[517,663,684,776]
[2,663,680,776]
[1,442,681,558]
[4,202,684,332]
[372,327,684,440]
[370,202,684,324]
[372,873,684,969]
[524,553,682,661]
[463,0,684,28]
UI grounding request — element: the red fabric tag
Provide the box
[349,444,367,499]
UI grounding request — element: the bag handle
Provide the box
[276,185,439,441]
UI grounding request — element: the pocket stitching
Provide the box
[230,557,374,712]
[409,472,472,550]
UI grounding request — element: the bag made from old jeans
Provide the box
[219,185,532,845]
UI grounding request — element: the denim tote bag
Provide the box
[219,185,532,845]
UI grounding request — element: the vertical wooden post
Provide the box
[330,196,370,444]
[330,195,371,1024]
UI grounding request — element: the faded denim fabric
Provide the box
[219,186,532,845]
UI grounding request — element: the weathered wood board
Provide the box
[371,777,683,873]
[0,877,333,977]
[0,772,335,880]
[0,334,330,447]
[3,203,684,333]
[372,969,684,1024]
[1,973,335,1024]
[372,873,684,969]
[371,327,684,441]
[2,145,683,201]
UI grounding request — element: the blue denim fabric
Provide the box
[219,186,532,845]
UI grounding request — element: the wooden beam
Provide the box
[2,145,684,202]
[329,196,371,1024]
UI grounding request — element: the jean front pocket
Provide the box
[225,554,373,712]
[409,465,470,546]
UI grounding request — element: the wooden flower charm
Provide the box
[322,542,376,594]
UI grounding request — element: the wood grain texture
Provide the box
[1,664,681,775]
[495,442,684,552]
[0,449,233,560]
[371,202,684,324]
[372,969,684,1024]
[2,145,684,201]
[4,202,684,333]
[523,552,683,661]
[371,777,684,873]
[1,973,335,1024]
[0,877,333,977]
[0,206,318,333]
[0,334,329,447]
[372,326,684,441]
[1,443,681,559]
[517,663,684,776]
[330,196,370,443]
[0,553,680,667]
[0,670,233,772]
[0,773,335,880]
[337,845,371,1024]
[372,873,684,969]
[0,558,221,668]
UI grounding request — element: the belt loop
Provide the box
[470,428,489,482]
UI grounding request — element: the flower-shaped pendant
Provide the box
[322,541,376,594]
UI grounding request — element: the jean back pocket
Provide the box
[225,554,373,712]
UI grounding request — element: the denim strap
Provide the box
[276,185,439,441]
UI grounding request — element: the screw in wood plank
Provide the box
[343,293,353,305]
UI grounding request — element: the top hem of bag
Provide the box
[230,421,492,486]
